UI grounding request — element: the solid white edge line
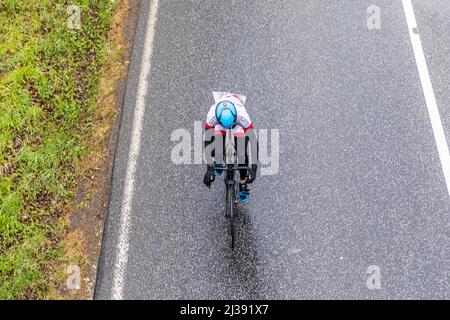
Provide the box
[402,0,450,197]
[111,0,159,300]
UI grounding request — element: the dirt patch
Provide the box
[47,0,142,300]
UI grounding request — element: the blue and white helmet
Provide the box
[215,100,237,129]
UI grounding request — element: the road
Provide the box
[95,0,450,299]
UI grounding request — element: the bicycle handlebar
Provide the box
[212,165,250,171]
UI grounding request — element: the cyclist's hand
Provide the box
[246,165,257,184]
[203,166,215,187]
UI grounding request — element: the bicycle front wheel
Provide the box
[227,184,235,249]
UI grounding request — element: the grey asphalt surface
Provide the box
[95,0,449,299]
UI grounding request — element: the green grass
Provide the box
[0,0,114,299]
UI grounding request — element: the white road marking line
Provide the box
[402,0,450,197]
[111,0,159,300]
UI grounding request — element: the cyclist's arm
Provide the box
[204,105,219,165]
[236,105,253,132]
[205,104,217,130]
[236,107,258,166]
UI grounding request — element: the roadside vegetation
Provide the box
[0,0,120,299]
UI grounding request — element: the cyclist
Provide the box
[203,92,258,203]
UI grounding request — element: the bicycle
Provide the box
[212,128,250,249]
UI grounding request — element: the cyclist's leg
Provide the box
[204,130,228,185]
[213,134,226,176]
[236,135,250,202]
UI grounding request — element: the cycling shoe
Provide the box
[239,184,250,203]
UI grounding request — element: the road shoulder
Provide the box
[53,0,142,300]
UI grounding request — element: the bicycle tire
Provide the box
[228,184,235,249]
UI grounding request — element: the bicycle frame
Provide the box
[212,129,250,248]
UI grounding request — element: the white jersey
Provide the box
[205,92,253,137]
